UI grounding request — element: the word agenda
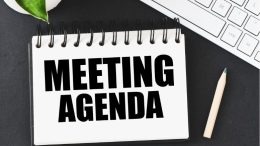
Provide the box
[44,55,175,122]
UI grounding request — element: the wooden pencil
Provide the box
[203,68,227,139]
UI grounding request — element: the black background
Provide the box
[0,0,259,146]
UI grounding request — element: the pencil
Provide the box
[203,68,227,139]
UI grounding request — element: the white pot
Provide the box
[4,0,61,14]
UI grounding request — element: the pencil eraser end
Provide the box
[203,133,212,139]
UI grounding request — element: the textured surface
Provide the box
[0,0,258,146]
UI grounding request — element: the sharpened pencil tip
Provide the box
[223,68,227,73]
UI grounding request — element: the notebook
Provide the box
[29,19,189,145]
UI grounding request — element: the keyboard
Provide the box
[140,0,260,69]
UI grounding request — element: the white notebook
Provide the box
[29,23,189,145]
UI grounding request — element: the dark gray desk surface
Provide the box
[0,0,259,146]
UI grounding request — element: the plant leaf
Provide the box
[15,0,49,23]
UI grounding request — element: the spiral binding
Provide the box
[36,18,181,48]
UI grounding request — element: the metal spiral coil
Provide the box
[48,24,54,48]
[60,24,67,47]
[36,24,41,48]
[35,18,181,48]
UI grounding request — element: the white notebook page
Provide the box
[30,29,189,145]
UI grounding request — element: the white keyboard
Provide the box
[141,0,260,69]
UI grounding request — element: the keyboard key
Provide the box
[161,1,225,37]
[238,34,259,56]
[245,0,260,16]
[212,0,231,17]
[244,16,260,36]
[230,0,245,6]
[221,25,242,46]
[195,0,213,7]
[228,7,248,26]
[255,51,260,62]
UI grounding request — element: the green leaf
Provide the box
[15,0,49,23]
